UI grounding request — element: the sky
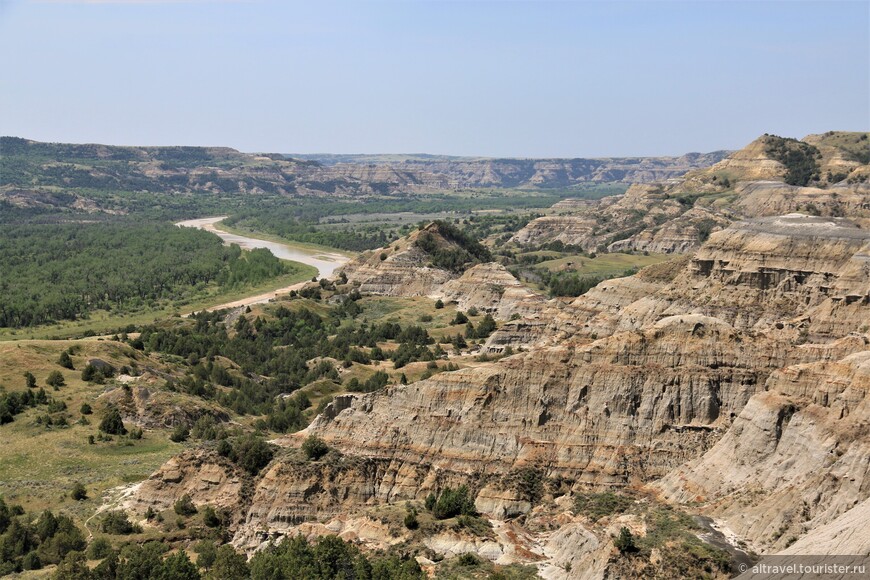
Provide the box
[0,0,867,157]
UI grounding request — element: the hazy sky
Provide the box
[0,0,867,157]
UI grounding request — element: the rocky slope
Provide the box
[128,207,870,572]
[120,132,870,577]
[655,349,870,554]
[338,224,458,296]
[290,151,732,187]
[511,132,870,254]
[339,222,547,319]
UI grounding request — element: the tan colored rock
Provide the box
[654,350,870,553]
[437,263,547,320]
[128,450,246,513]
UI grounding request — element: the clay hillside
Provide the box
[125,131,870,578]
[512,131,870,255]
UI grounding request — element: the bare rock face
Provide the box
[437,263,547,320]
[607,207,730,254]
[510,184,685,252]
[780,496,870,556]
[642,214,870,336]
[654,349,870,554]
[510,215,599,247]
[98,384,229,429]
[340,227,544,320]
[510,132,869,255]
[127,450,247,514]
[338,224,457,296]
[306,317,784,487]
[735,181,870,218]
[699,135,787,182]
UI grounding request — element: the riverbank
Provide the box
[0,219,349,341]
[177,217,350,279]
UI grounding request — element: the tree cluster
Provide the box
[0,222,289,328]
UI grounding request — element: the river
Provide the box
[176,216,351,311]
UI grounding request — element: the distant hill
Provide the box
[0,136,729,217]
[288,150,732,187]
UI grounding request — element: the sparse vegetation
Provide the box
[764,135,821,186]
[574,491,634,521]
[302,435,330,460]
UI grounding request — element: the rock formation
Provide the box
[124,133,870,576]
[512,132,870,254]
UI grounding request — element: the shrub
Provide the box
[79,403,92,415]
[217,439,233,458]
[87,537,112,560]
[232,434,274,475]
[210,544,250,579]
[46,370,65,389]
[614,526,637,554]
[170,424,190,443]
[98,407,127,435]
[81,363,114,384]
[457,552,480,566]
[58,351,75,370]
[174,494,197,516]
[573,492,633,521]
[70,482,87,501]
[432,486,476,520]
[22,551,41,570]
[194,539,217,569]
[302,435,329,460]
[434,299,444,309]
[764,135,821,186]
[404,508,419,530]
[100,511,141,535]
[202,506,222,528]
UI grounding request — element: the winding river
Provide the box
[176,216,350,310]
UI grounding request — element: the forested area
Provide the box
[136,298,440,432]
[0,223,289,327]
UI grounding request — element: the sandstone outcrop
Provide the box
[123,132,870,574]
[127,450,248,514]
[437,263,547,320]
[99,384,230,429]
[338,226,457,296]
[654,349,870,554]
[339,224,546,320]
[511,132,869,253]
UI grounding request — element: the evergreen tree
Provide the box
[98,408,126,435]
